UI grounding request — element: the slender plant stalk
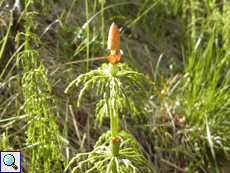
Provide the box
[0,21,11,61]
[100,0,105,48]
[85,0,89,71]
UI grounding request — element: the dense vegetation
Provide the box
[0,0,229,172]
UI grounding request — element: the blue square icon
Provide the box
[0,151,21,173]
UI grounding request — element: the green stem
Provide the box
[110,77,120,161]
[110,102,119,138]
[110,78,119,138]
[111,50,116,54]
[111,158,118,173]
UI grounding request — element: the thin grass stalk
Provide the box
[190,0,196,44]
[101,1,105,49]
[91,0,97,66]
[0,21,11,61]
[85,0,89,71]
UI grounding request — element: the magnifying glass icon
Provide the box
[3,154,18,170]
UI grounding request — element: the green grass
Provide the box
[0,0,229,172]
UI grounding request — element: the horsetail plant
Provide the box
[16,2,64,172]
[65,22,155,173]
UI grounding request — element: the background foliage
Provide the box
[0,0,229,172]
